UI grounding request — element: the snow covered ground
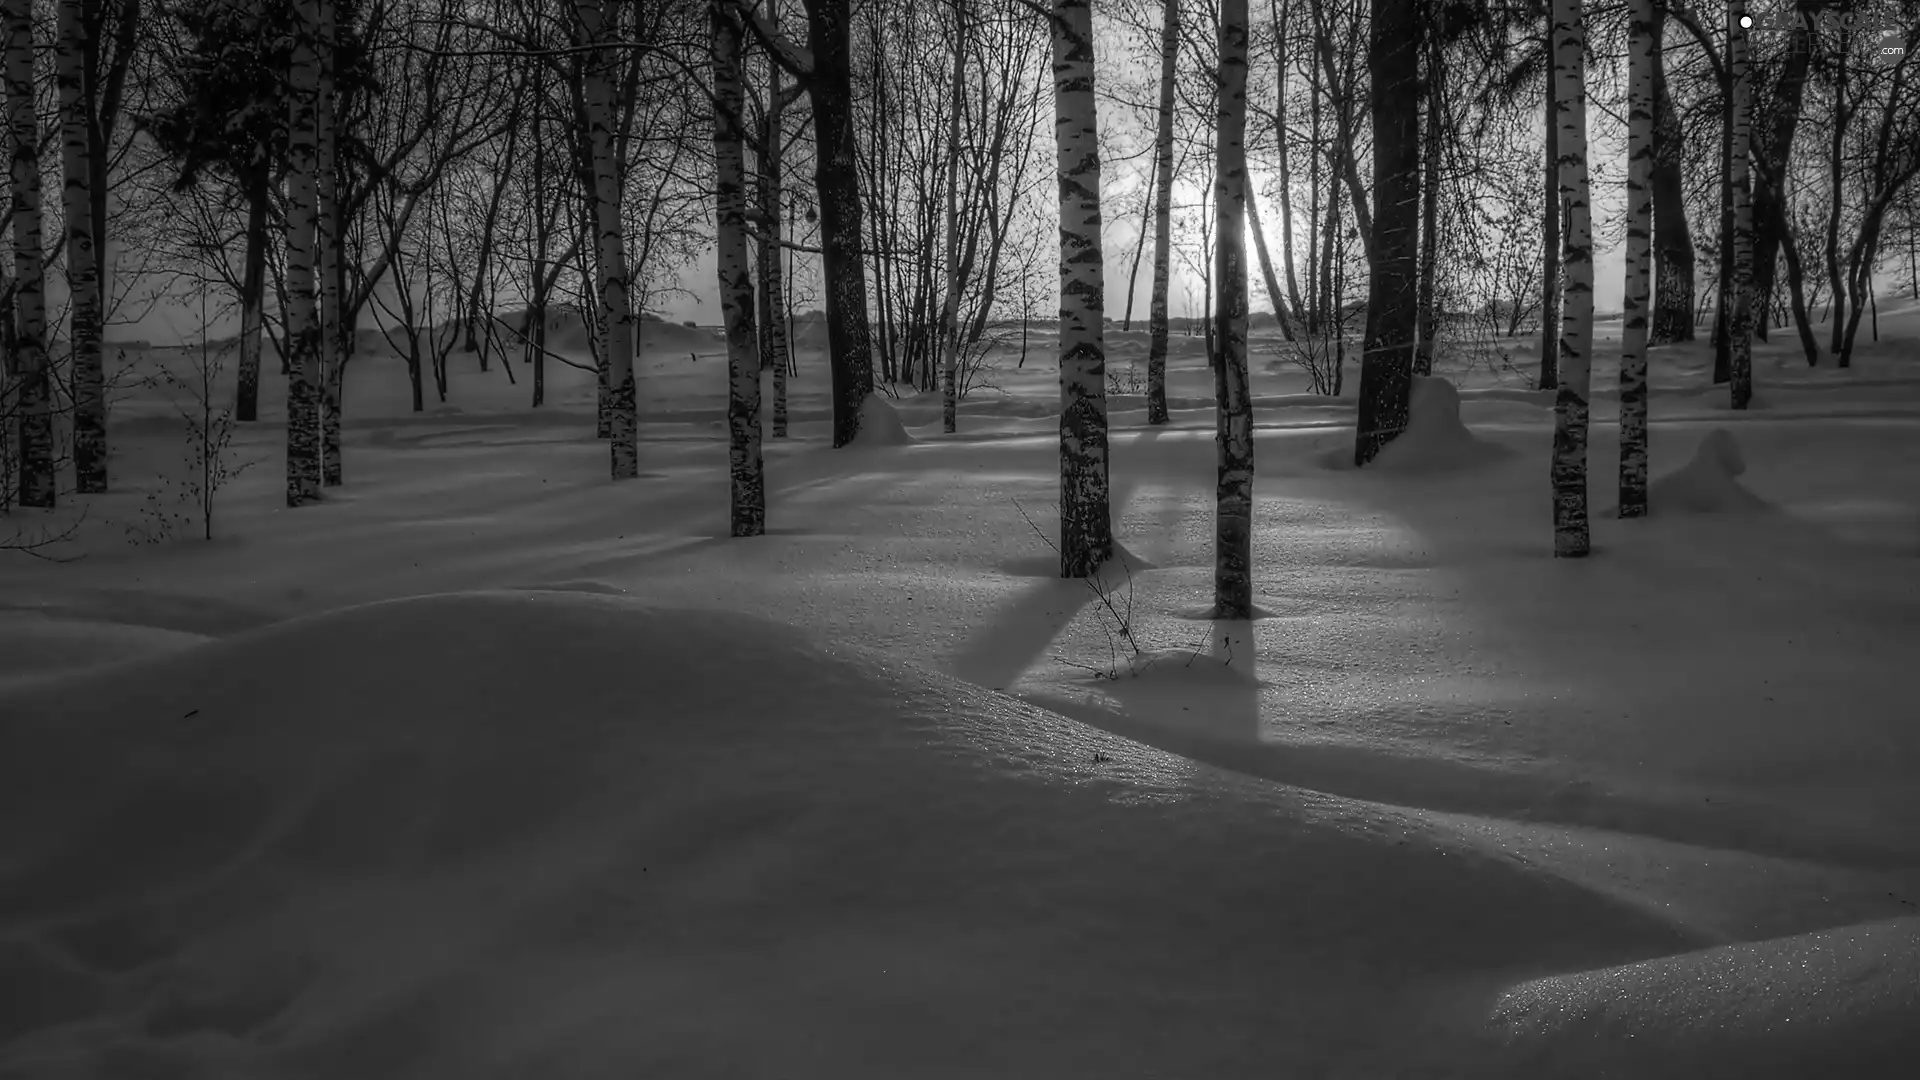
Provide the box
[2,304,1919,1077]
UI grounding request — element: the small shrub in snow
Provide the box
[128,331,259,544]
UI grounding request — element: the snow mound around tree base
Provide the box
[853,393,916,445]
[1647,428,1770,514]
[1487,916,1920,1079]
[0,589,1881,1079]
[1321,376,1513,472]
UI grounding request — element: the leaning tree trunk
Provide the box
[4,0,53,508]
[1728,1,1754,410]
[578,0,637,477]
[1245,183,1295,342]
[284,0,324,507]
[1144,0,1177,426]
[1550,0,1593,557]
[1620,0,1654,518]
[1540,66,1561,390]
[712,3,763,537]
[58,0,105,493]
[235,181,269,422]
[1649,13,1695,345]
[1214,0,1253,619]
[1354,0,1422,466]
[317,0,343,487]
[937,0,969,435]
[1051,0,1113,579]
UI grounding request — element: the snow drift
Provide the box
[1320,376,1512,471]
[0,591,1906,1078]
[1646,427,1771,514]
[1489,916,1920,1079]
[853,392,916,445]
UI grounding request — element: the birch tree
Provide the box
[1214,0,1253,618]
[712,1,763,536]
[285,0,324,506]
[1540,65,1560,390]
[1051,0,1112,578]
[937,0,969,435]
[317,0,344,486]
[1145,0,1177,426]
[1727,0,1753,410]
[576,0,638,478]
[4,0,52,508]
[1620,0,1654,518]
[754,0,794,439]
[1354,0,1421,466]
[1549,0,1592,557]
[57,0,106,493]
[1412,4,1443,379]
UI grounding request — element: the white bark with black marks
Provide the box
[1620,0,1653,518]
[4,0,51,508]
[938,0,969,435]
[285,0,324,507]
[318,0,344,487]
[1550,0,1593,556]
[577,0,637,478]
[1214,0,1253,619]
[712,3,763,536]
[1145,0,1176,426]
[1728,1,1755,410]
[1051,0,1112,578]
[57,0,104,494]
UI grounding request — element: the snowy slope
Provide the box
[3,591,1916,1078]
[0,590,1721,1078]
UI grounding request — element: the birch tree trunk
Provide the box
[235,184,269,422]
[57,0,104,493]
[756,8,791,439]
[1549,0,1593,556]
[577,0,637,477]
[937,0,968,435]
[1727,0,1754,410]
[1214,0,1253,619]
[285,0,324,507]
[1540,67,1561,390]
[712,2,763,536]
[317,0,344,487]
[1354,0,1421,466]
[1051,0,1112,578]
[4,0,52,508]
[1145,0,1177,426]
[1413,5,1443,380]
[1620,0,1654,518]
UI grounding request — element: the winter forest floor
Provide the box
[2,304,1919,1078]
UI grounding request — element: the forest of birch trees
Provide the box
[3,0,1919,579]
